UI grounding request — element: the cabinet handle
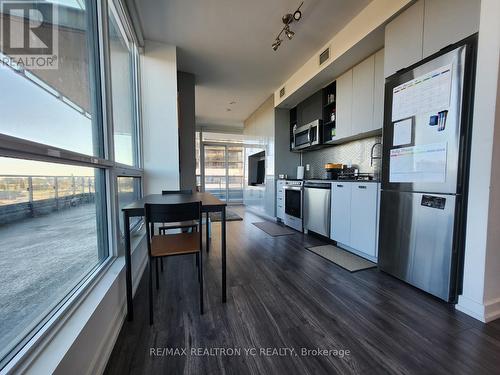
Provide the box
[336,184,343,187]
[358,185,367,189]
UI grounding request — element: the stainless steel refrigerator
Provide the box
[378,35,477,302]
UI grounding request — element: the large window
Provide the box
[108,5,138,166]
[0,0,143,369]
[117,176,141,235]
[197,131,245,203]
[0,0,103,157]
[0,158,108,365]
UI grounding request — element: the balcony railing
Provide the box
[197,174,244,202]
[0,175,96,225]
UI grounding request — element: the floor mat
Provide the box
[252,221,296,236]
[306,244,376,272]
[209,210,243,222]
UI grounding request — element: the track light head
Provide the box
[282,13,294,25]
[272,38,282,51]
[285,26,295,40]
[293,10,302,21]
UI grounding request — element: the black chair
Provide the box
[145,201,204,325]
[162,189,193,194]
[158,189,197,234]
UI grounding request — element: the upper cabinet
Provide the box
[384,0,424,78]
[422,0,481,58]
[335,49,384,141]
[335,69,353,140]
[352,55,375,136]
[384,0,480,78]
[290,48,385,150]
[373,49,385,130]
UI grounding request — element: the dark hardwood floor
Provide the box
[105,206,500,375]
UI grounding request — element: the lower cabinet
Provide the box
[330,182,351,245]
[349,183,378,257]
[330,182,380,260]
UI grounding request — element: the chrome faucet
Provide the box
[370,142,382,167]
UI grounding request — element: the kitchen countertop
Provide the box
[305,178,381,183]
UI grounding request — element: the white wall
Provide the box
[141,41,180,194]
[243,96,275,218]
[457,0,500,322]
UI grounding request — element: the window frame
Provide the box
[104,0,145,248]
[107,0,142,169]
[0,0,144,370]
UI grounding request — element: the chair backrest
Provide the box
[145,202,202,255]
[162,189,192,195]
[145,202,201,226]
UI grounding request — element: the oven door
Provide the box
[284,187,302,219]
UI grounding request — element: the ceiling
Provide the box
[133,0,372,129]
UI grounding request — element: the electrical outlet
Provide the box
[306,164,310,171]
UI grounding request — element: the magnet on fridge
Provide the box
[438,110,448,131]
[429,115,439,126]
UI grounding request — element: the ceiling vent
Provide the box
[319,47,330,66]
[280,87,286,98]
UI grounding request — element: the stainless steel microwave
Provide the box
[292,119,322,151]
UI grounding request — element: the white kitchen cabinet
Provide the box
[335,69,353,140]
[384,0,480,78]
[384,0,424,78]
[330,182,380,260]
[330,182,352,246]
[276,179,285,220]
[352,55,375,135]
[349,183,378,258]
[373,49,385,130]
[422,0,480,58]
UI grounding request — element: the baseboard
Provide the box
[456,295,486,322]
[88,239,148,375]
[457,295,500,323]
[132,240,149,295]
[87,301,127,375]
[484,297,500,322]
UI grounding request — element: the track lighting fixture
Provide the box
[272,1,303,51]
[272,38,282,51]
[293,9,302,21]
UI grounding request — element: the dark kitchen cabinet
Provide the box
[296,90,323,125]
[322,81,337,144]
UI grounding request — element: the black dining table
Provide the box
[122,192,227,321]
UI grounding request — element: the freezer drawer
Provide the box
[378,190,457,301]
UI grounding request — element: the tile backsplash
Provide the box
[301,136,382,179]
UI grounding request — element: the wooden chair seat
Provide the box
[151,233,201,257]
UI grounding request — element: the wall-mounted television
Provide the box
[248,151,265,186]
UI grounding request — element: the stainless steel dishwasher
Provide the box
[303,181,331,237]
